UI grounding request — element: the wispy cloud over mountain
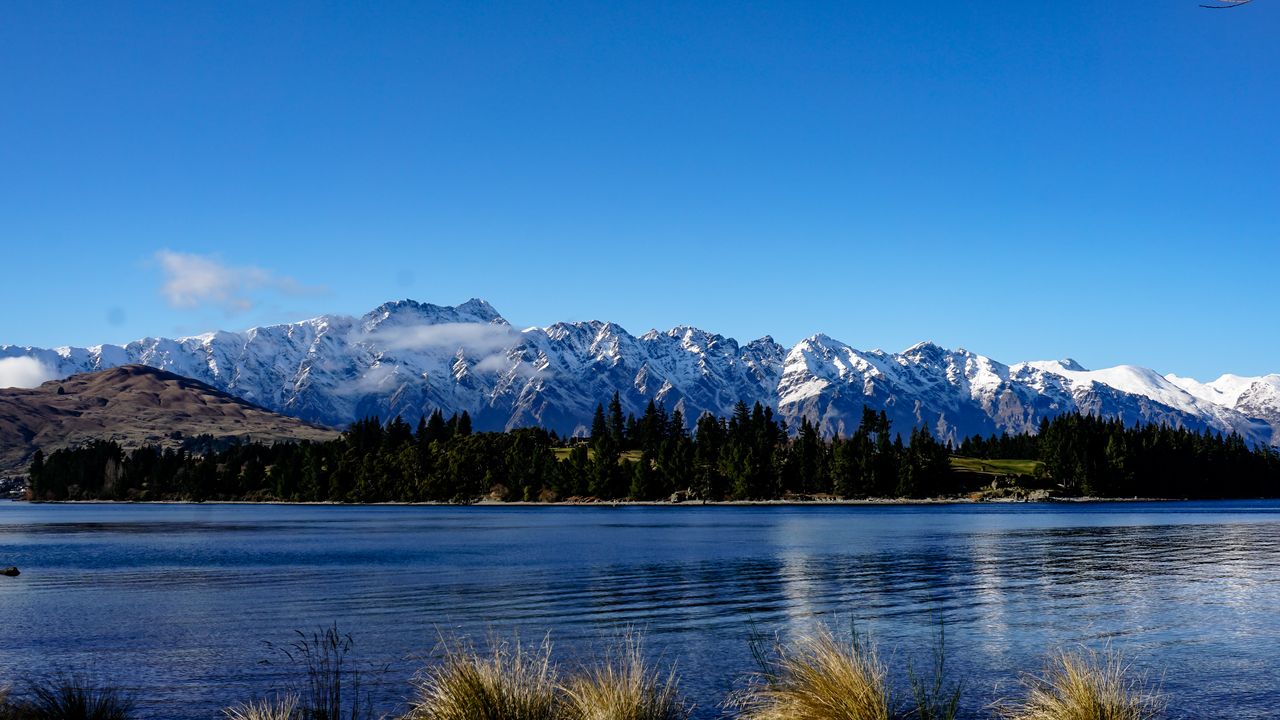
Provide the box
[363,322,521,354]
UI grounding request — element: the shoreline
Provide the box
[5,495,1207,507]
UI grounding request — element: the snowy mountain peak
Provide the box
[902,341,951,363]
[187,329,242,345]
[669,326,736,352]
[1059,358,1088,372]
[799,332,844,350]
[904,340,942,353]
[359,298,507,332]
[456,298,504,321]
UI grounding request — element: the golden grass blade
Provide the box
[996,648,1163,720]
[729,625,892,720]
[406,633,561,720]
[222,693,299,720]
[561,631,691,720]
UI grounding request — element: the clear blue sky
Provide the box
[1,1,1276,379]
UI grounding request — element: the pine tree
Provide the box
[384,416,414,449]
[630,450,659,500]
[669,408,687,439]
[591,403,608,441]
[608,392,626,447]
[29,449,44,483]
[424,409,449,443]
[694,413,726,500]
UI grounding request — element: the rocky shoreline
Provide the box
[6,493,1186,507]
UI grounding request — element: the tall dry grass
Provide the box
[561,633,691,720]
[996,648,1163,720]
[267,624,374,720]
[406,634,561,720]
[222,694,299,720]
[729,626,892,720]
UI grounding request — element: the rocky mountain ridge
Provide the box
[3,299,1275,446]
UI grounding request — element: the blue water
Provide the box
[1,501,1278,718]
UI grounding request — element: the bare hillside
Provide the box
[0,365,338,476]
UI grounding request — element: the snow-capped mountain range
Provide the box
[3,299,1277,446]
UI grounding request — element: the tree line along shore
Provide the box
[24,395,1280,503]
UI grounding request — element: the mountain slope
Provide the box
[1166,372,1280,440]
[0,365,338,475]
[1,299,1275,447]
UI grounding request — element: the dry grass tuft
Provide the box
[222,694,298,720]
[997,648,1163,720]
[561,633,690,720]
[406,634,561,720]
[729,626,892,720]
[7,676,135,720]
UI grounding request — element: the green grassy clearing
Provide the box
[950,456,1043,477]
[552,447,644,463]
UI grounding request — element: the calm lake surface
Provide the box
[1,501,1277,718]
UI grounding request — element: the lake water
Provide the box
[1,501,1277,718]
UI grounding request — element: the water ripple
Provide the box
[0,501,1277,719]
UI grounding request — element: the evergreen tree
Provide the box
[630,450,660,500]
[384,416,414,450]
[693,413,727,500]
[423,410,449,444]
[669,408,687,439]
[590,403,608,441]
[607,392,626,447]
[29,449,43,486]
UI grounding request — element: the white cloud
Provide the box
[368,322,521,354]
[154,250,318,314]
[0,357,57,389]
[348,363,404,395]
[360,322,548,379]
[473,353,515,373]
[473,353,545,378]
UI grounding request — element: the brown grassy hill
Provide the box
[0,364,338,476]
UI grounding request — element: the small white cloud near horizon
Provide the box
[0,356,58,388]
[154,250,322,314]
